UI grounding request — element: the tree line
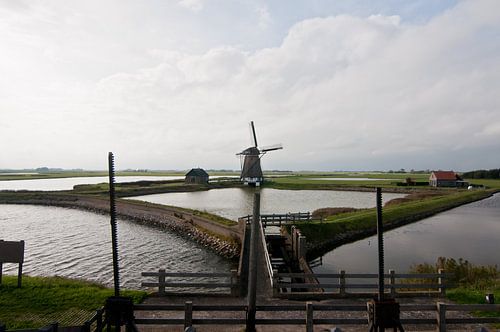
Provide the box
[462,168,500,179]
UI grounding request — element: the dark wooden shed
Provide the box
[185,168,209,184]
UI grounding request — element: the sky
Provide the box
[1,0,499,172]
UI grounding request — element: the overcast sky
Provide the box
[1,0,499,171]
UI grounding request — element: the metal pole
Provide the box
[246,191,260,332]
[108,152,120,297]
[376,187,384,301]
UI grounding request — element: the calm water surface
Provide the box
[0,176,184,191]
[0,205,230,289]
[130,188,405,221]
[314,192,500,274]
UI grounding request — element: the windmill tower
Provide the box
[236,121,283,186]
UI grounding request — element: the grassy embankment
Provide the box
[0,275,147,330]
[294,188,497,257]
[410,258,500,326]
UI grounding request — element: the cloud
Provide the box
[1,0,499,170]
[256,5,272,30]
[178,0,204,12]
[91,0,500,170]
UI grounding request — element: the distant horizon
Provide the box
[0,167,486,174]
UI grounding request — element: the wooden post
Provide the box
[96,308,103,332]
[184,301,193,330]
[339,270,346,296]
[389,269,396,297]
[306,302,313,332]
[0,263,2,285]
[298,236,306,259]
[272,269,279,297]
[246,192,260,332]
[230,269,239,296]
[437,302,446,332]
[17,262,23,288]
[438,269,445,296]
[159,269,166,295]
[82,321,91,332]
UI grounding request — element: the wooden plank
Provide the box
[400,305,436,311]
[446,318,500,324]
[277,272,449,278]
[254,319,304,325]
[446,304,500,311]
[312,305,366,311]
[192,319,246,325]
[256,305,304,311]
[392,284,443,289]
[134,304,185,311]
[143,282,232,288]
[193,305,247,311]
[313,318,367,325]
[393,273,452,278]
[399,318,437,324]
[141,272,231,277]
[135,319,184,325]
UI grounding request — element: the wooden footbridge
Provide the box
[239,212,314,226]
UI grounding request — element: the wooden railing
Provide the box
[133,301,500,331]
[259,215,275,287]
[82,307,104,332]
[239,212,313,226]
[141,269,239,296]
[274,270,451,299]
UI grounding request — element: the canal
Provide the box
[313,192,500,274]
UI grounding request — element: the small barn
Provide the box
[429,171,468,187]
[185,168,209,184]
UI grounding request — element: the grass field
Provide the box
[0,275,147,330]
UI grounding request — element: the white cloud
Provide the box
[256,5,272,30]
[178,0,204,12]
[1,0,499,170]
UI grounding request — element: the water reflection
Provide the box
[0,176,185,191]
[314,192,500,273]
[0,205,230,289]
[129,188,405,221]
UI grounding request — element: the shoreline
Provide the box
[302,189,498,259]
[0,192,241,259]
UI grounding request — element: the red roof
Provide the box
[431,171,457,180]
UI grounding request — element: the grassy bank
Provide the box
[410,258,500,326]
[0,275,147,330]
[296,189,496,257]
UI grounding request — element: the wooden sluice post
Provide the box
[246,191,260,332]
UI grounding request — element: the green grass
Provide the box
[295,189,496,251]
[410,258,500,325]
[0,275,147,330]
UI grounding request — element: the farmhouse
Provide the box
[185,168,209,184]
[429,171,468,187]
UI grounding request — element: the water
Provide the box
[314,192,500,274]
[0,176,185,191]
[306,178,396,181]
[129,188,405,221]
[0,205,230,289]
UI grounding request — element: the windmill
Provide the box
[236,121,283,186]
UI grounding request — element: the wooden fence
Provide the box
[274,270,450,299]
[133,301,500,331]
[239,212,313,226]
[141,270,239,296]
[2,302,498,331]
